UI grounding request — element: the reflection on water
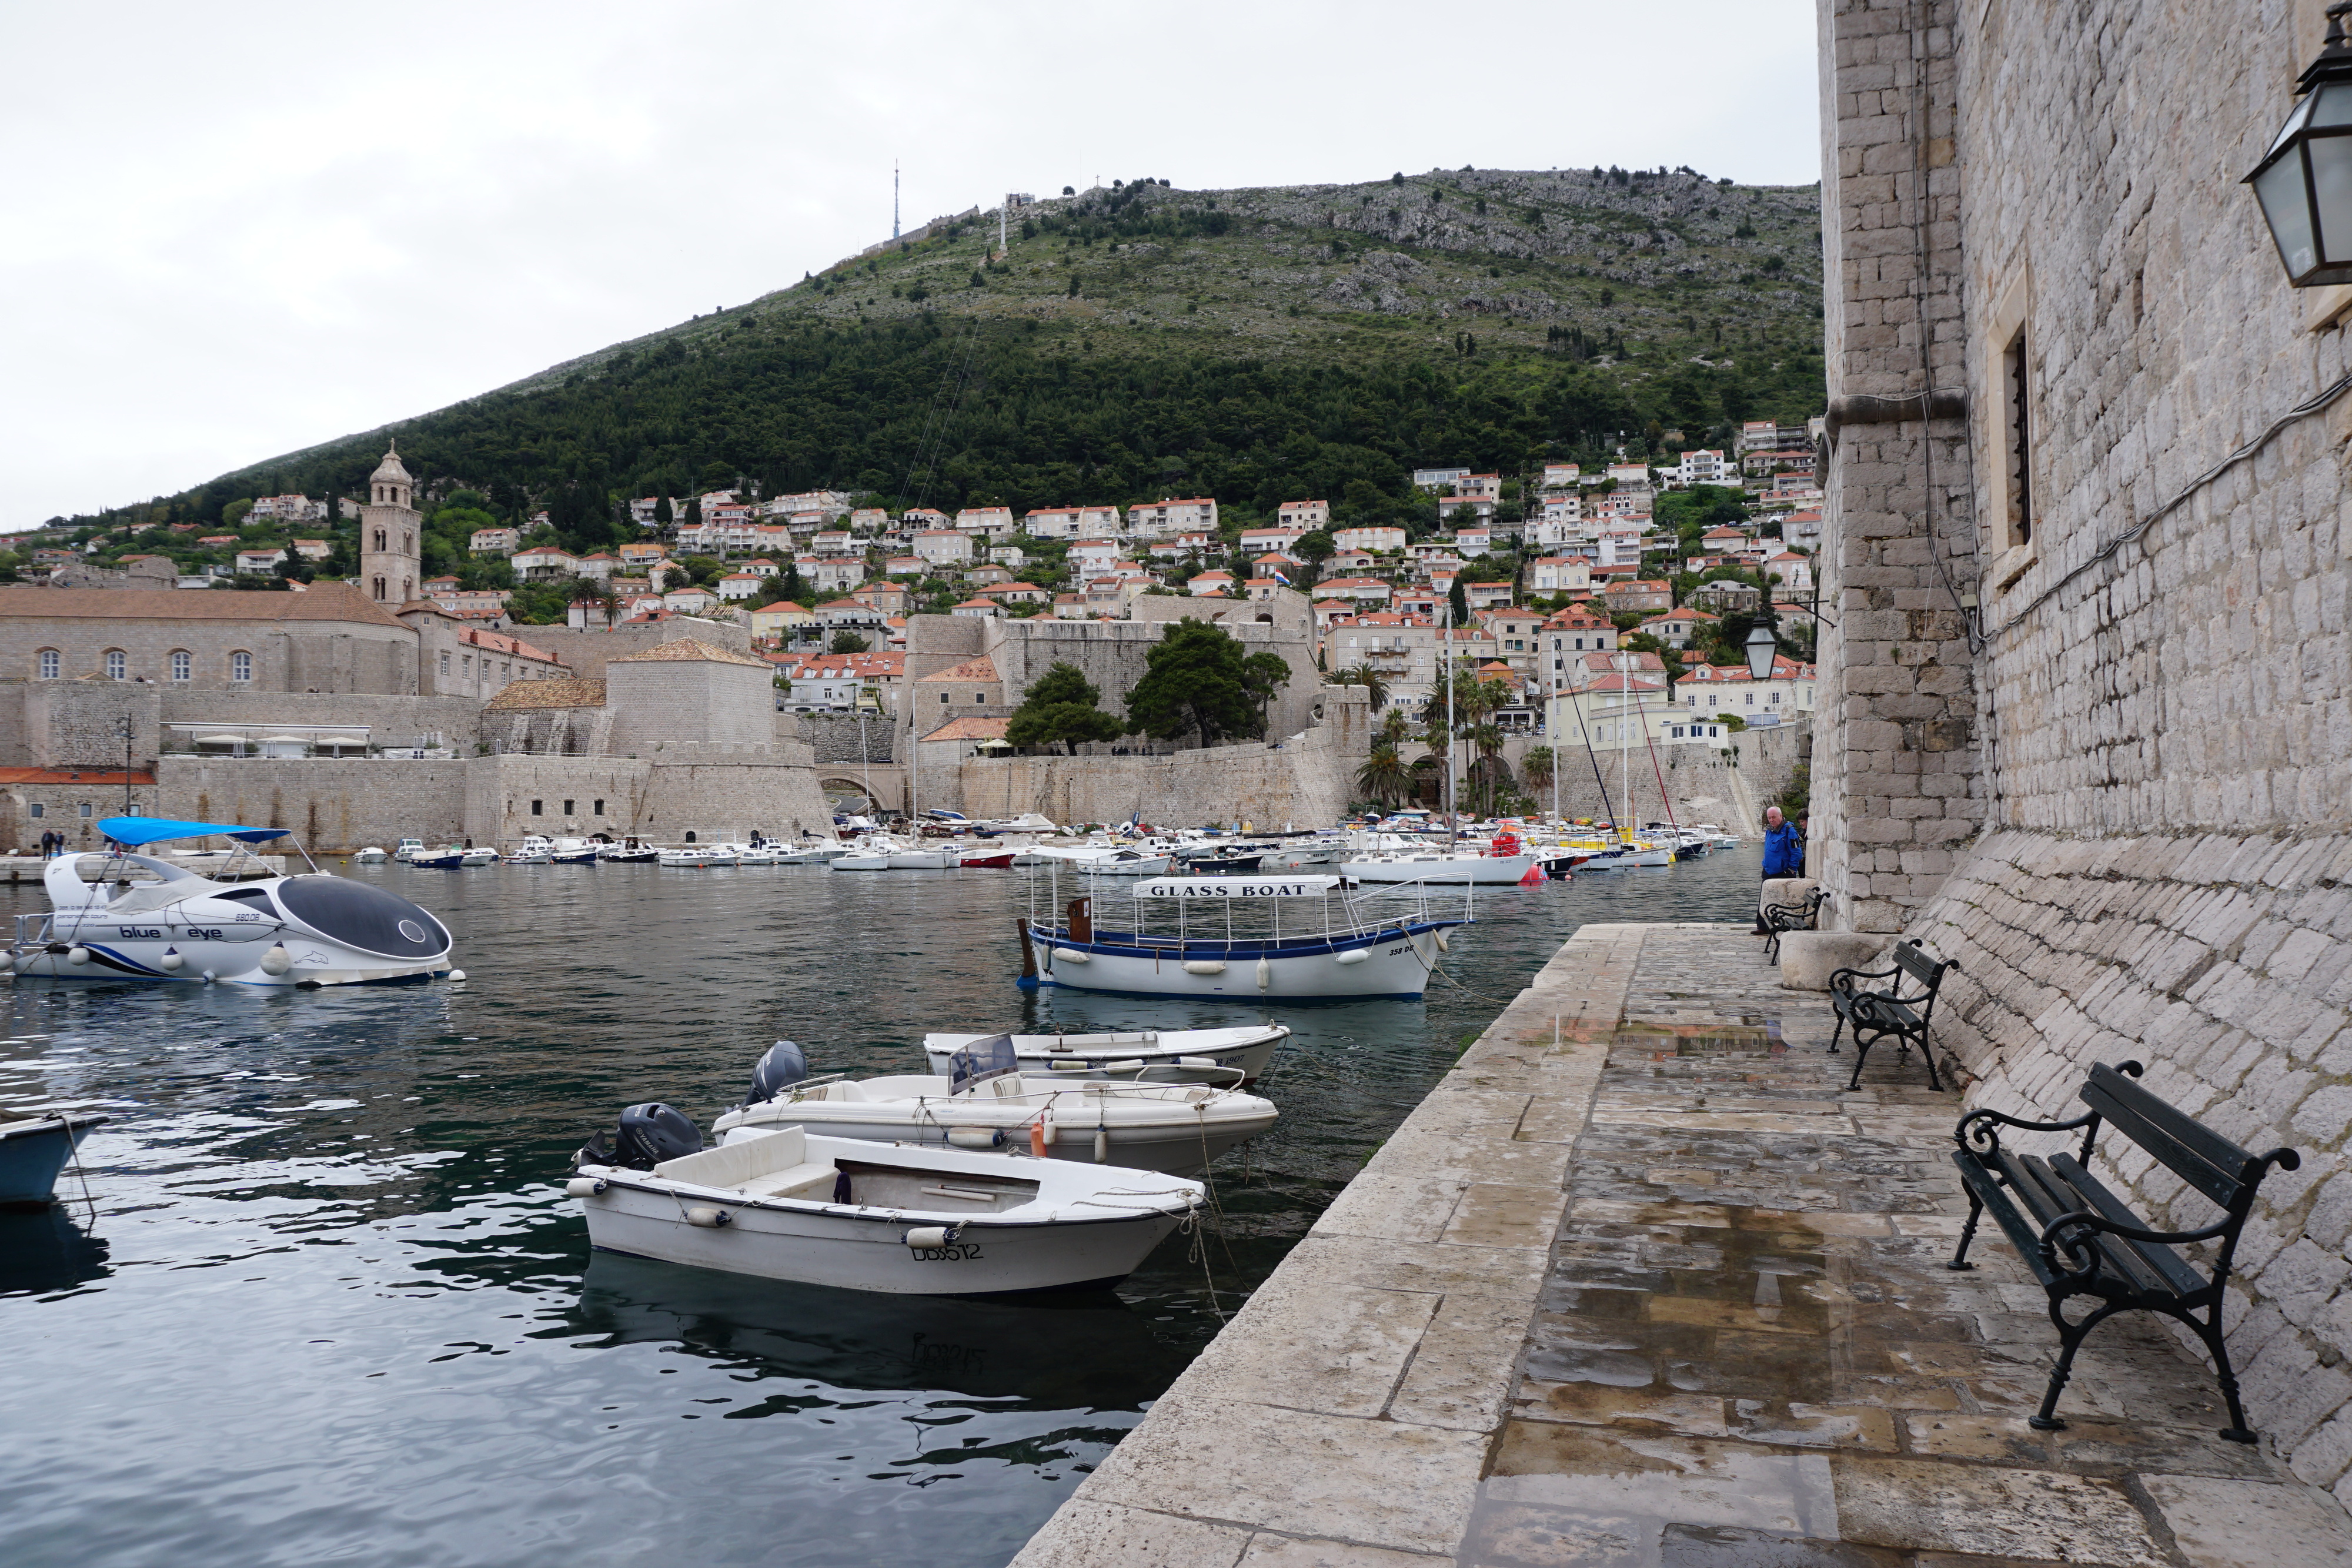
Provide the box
[0,850,1760,1567]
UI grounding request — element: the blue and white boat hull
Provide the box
[1018,921,1455,1000]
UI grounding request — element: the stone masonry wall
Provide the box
[1815,0,1983,935]
[1815,0,2352,1493]
[159,759,473,850]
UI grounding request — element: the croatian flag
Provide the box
[1269,569,1291,586]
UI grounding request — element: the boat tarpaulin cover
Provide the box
[1134,876,1341,900]
[949,1034,1018,1093]
[98,815,292,847]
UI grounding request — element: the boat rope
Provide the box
[1175,1206,1226,1320]
[65,1121,98,1230]
[1192,1105,1240,1276]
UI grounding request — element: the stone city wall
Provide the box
[524,619,752,680]
[1495,721,1806,837]
[1813,0,2352,1492]
[156,759,473,850]
[796,712,895,765]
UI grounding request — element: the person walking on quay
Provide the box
[1753,805,1803,934]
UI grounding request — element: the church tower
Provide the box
[359,442,421,605]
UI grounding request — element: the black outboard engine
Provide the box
[744,1040,808,1105]
[606,1102,701,1170]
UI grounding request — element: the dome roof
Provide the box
[369,442,411,485]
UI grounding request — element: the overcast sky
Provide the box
[0,1,1823,533]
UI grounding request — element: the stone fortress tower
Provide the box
[358,442,420,606]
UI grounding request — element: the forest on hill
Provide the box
[57,164,1825,551]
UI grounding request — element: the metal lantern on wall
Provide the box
[1743,623,1778,681]
[2246,1,2352,287]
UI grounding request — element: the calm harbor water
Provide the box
[0,846,1762,1567]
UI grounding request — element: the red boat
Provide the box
[959,850,1016,869]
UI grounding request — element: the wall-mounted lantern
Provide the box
[2247,1,2352,286]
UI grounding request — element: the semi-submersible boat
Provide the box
[9,815,460,987]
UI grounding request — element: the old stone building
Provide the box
[0,581,420,693]
[1815,0,2352,1489]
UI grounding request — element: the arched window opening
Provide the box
[230,650,253,684]
[103,650,126,680]
[169,650,192,683]
[36,649,58,680]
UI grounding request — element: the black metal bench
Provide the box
[1948,1060,2298,1442]
[1828,938,1956,1091]
[1762,887,1828,965]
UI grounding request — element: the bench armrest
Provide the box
[2039,1207,2237,1282]
[1829,964,1899,993]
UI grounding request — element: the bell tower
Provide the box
[359,441,421,604]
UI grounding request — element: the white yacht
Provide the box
[11,815,460,988]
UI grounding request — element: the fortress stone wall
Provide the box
[1816,0,2352,1489]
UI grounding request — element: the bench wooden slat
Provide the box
[2048,1152,2211,1299]
[1952,1153,2063,1284]
[2024,1153,2184,1299]
[2081,1065,2255,1208]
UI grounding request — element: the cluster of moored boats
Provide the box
[567,1027,1286,1295]
[2,803,1745,1293]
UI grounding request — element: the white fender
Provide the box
[564,1177,607,1197]
[684,1206,730,1228]
[1333,948,1370,966]
[1255,957,1272,991]
[1182,959,1226,975]
[1092,1126,1109,1163]
[159,948,184,971]
[258,944,292,976]
[1435,931,1451,953]
[1053,948,1092,964]
[66,946,89,966]
[905,1226,953,1248]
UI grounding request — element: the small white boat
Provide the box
[830,834,910,871]
[978,813,1059,836]
[410,846,467,869]
[776,841,851,864]
[460,847,499,867]
[1,1109,106,1205]
[10,815,459,987]
[886,847,961,870]
[659,846,730,868]
[600,838,660,864]
[572,1120,1200,1296]
[713,1042,1276,1176]
[352,846,387,864]
[1338,850,1539,884]
[1075,850,1174,877]
[390,838,426,863]
[921,1024,1288,1084]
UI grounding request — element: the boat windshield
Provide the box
[948,1034,1018,1093]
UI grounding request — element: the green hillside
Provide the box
[59,164,1824,551]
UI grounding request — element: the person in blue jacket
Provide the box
[1753,805,1803,933]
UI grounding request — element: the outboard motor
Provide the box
[744,1040,808,1105]
[607,1103,701,1170]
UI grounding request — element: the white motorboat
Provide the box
[10,815,460,987]
[1,1109,107,1205]
[978,813,1059,835]
[886,847,962,869]
[410,845,468,868]
[390,837,425,863]
[711,1040,1276,1175]
[659,845,733,867]
[1076,850,1175,877]
[460,847,499,867]
[352,846,387,864]
[921,1023,1289,1084]
[571,1116,1199,1296]
[713,842,784,866]
[1017,872,1471,1001]
[1692,823,1742,848]
[830,834,913,871]
[776,841,851,864]
[1338,849,1539,884]
[600,838,660,863]
[1257,838,1344,871]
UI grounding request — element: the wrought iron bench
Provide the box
[1948,1060,2298,1442]
[1828,939,1956,1091]
[1762,886,1828,965]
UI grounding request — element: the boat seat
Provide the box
[732,1161,843,1201]
[817,1081,869,1102]
[984,1075,1030,1099]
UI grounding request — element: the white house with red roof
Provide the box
[1069,538,1122,570]
[1334,524,1406,553]
[1125,497,1217,536]
[1317,577,1394,606]
[1187,569,1236,596]
[1239,526,1304,556]
[956,506,1015,537]
[914,530,974,564]
[1528,556,1593,594]
[1277,500,1330,529]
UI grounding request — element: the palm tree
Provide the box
[1335,663,1390,711]
[1355,744,1409,808]
[1522,745,1556,798]
[1377,709,1412,750]
[1468,723,1506,815]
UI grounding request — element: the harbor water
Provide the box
[0,847,1765,1567]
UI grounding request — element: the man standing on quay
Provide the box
[1753,805,1802,934]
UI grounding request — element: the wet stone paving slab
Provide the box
[1472,926,2350,1568]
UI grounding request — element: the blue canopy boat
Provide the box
[9,815,461,987]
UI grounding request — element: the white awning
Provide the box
[1134,876,1341,900]
[193,734,246,745]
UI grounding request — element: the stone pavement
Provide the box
[1013,923,2352,1568]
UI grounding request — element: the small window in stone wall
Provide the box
[940,693,950,704]
[105,650,126,680]
[170,650,191,682]
[530,800,543,815]
[2003,324,2034,548]
[563,800,574,815]
[231,651,252,683]
[28,803,42,818]
[593,798,604,816]
[37,649,58,680]
[79,803,91,817]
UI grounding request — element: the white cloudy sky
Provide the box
[0,1,1823,531]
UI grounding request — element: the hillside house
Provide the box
[1239,527,1304,556]
[1601,578,1673,614]
[514,546,579,583]
[1334,524,1406,553]
[470,527,520,556]
[1069,538,1122,570]
[1528,557,1593,594]
[913,531,974,565]
[1277,500,1331,530]
[1317,577,1394,606]
[1125,497,1217,536]
[1638,606,1719,649]
[1412,467,1471,492]
[955,506,1015,537]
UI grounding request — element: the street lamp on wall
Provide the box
[2247,1,2352,286]
[1743,623,1778,681]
